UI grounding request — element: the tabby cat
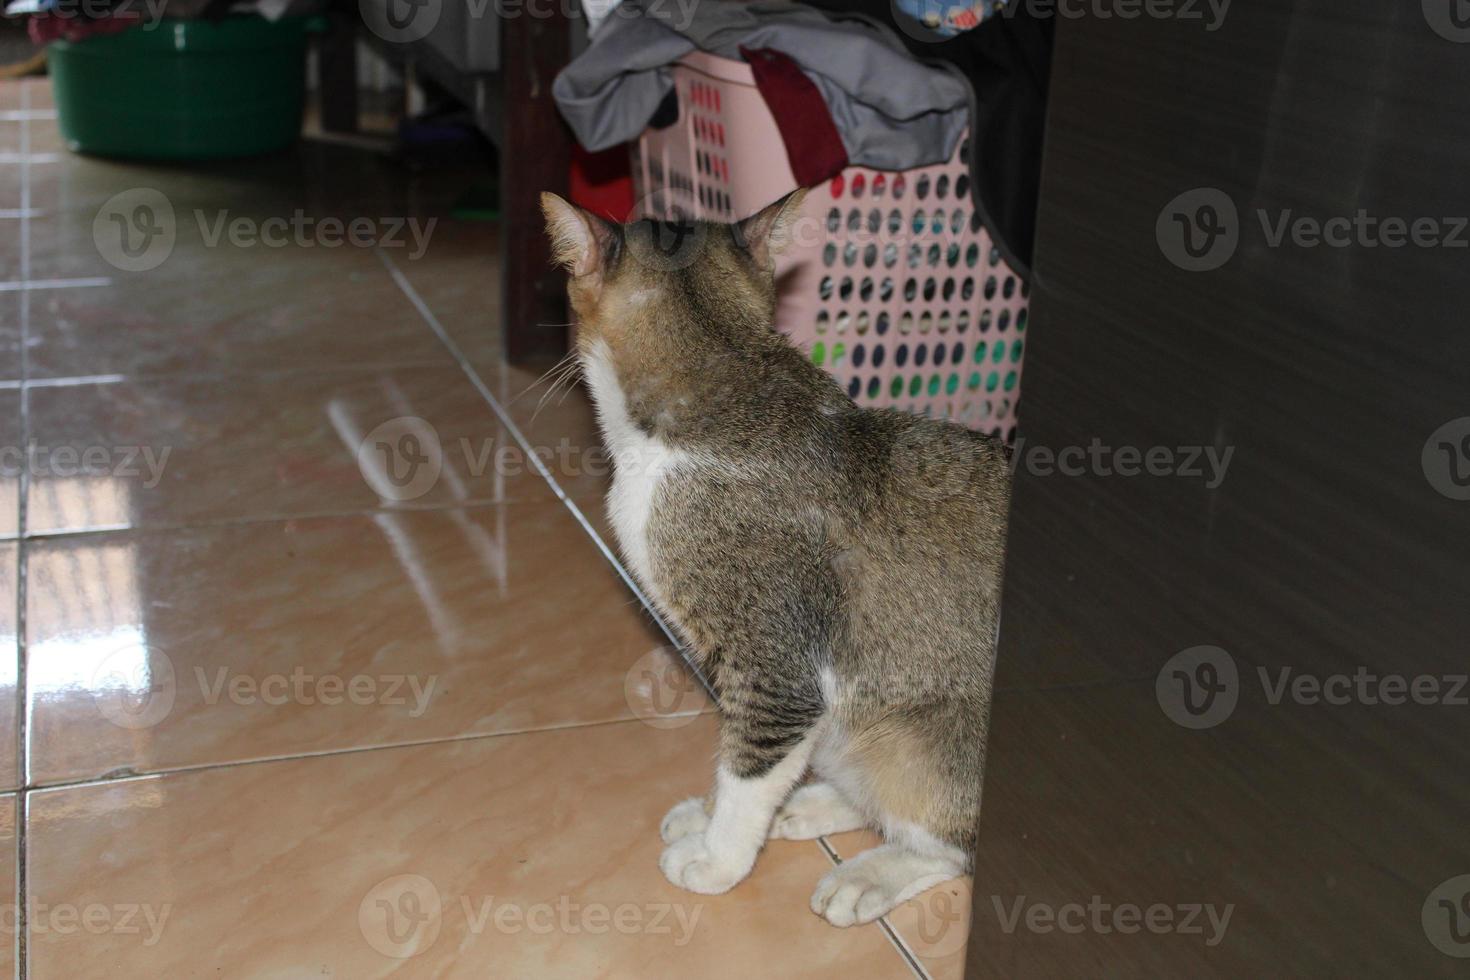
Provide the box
[542,190,1010,926]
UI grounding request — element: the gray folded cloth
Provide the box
[553,0,970,174]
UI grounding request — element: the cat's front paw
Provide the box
[659,834,750,895]
[659,797,710,844]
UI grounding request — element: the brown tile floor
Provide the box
[0,78,961,976]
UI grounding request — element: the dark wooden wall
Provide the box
[968,1,1470,974]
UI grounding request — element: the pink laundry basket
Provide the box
[629,50,1029,440]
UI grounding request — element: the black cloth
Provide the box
[800,1,1053,277]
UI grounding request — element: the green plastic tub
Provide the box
[49,16,315,160]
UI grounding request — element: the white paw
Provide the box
[770,784,867,840]
[659,797,710,844]
[810,861,904,926]
[811,851,963,928]
[659,834,750,895]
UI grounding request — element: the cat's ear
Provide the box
[541,193,615,279]
[736,188,809,270]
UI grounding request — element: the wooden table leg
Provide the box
[501,3,571,365]
[319,6,359,134]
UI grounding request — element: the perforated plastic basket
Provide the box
[630,51,1029,439]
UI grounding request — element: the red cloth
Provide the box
[739,45,849,187]
[30,13,140,45]
[569,142,634,223]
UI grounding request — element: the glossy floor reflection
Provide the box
[0,78,951,977]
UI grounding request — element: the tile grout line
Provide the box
[815,837,933,980]
[25,711,713,795]
[17,497,536,544]
[372,249,716,696]
[377,249,936,978]
[15,78,31,980]
[0,277,111,293]
[1,357,503,390]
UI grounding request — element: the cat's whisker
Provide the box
[535,376,582,421]
[531,361,584,422]
[507,350,580,408]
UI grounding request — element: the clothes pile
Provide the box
[553,0,1051,274]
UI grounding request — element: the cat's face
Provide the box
[539,192,807,357]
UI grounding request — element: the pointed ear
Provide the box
[736,188,808,269]
[541,192,614,278]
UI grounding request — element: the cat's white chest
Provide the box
[581,341,691,600]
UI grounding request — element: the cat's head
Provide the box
[538,191,807,353]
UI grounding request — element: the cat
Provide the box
[541,189,1011,927]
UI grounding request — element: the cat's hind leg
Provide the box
[770,782,870,840]
[809,832,968,927]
